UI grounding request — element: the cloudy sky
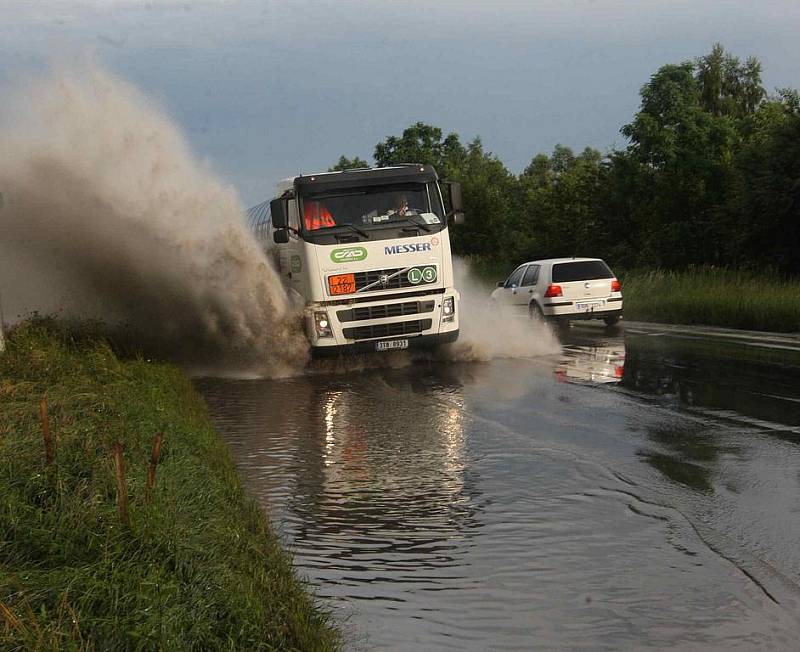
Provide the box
[1,0,798,204]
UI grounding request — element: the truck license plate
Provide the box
[376,339,409,352]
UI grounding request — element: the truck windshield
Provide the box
[301,183,444,233]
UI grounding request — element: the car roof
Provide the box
[518,257,606,266]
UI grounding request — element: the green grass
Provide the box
[0,319,340,651]
[620,268,800,333]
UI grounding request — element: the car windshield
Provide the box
[301,183,443,233]
[552,261,613,282]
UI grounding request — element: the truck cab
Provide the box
[250,164,464,356]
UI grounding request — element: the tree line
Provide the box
[331,44,800,275]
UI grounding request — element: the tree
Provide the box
[732,91,800,272]
[451,137,520,257]
[518,146,605,261]
[522,153,551,187]
[619,54,742,267]
[696,43,765,119]
[328,155,369,172]
[621,62,700,168]
[373,122,465,174]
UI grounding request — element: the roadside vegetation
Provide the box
[334,43,800,332]
[620,268,800,333]
[0,319,340,651]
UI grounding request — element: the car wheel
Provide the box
[529,301,544,321]
[604,315,620,327]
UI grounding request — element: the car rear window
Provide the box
[552,261,613,282]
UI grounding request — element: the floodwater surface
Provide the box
[196,322,800,651]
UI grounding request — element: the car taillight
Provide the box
[611,279,621,292]
[544,284,562,298]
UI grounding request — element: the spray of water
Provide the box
[0,63,309,376]
[442,259,561,361]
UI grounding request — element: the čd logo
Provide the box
[330,247,368,263]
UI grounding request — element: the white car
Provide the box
[490,257,623,326]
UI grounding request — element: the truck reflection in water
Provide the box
[292,367,483,577]
[196,364,487,610]
[553,340,625,385]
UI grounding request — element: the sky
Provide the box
[1,0,799,204]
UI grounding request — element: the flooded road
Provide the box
[197,323,800,650]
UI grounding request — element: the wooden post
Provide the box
[112,443,129,527]
[145,433,163,504]
[40,398,54,466]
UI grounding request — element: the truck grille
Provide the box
[342,319,433,341]
[337,300,435,323]
[352,267,437,292]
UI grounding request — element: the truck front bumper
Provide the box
[311,329,459,358]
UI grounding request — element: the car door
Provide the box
[494,265,527,306]
[519,264,541,310]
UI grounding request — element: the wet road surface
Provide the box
[197,322,800,650]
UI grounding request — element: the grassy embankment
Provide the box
[0,320,340,651]
[467,258,800,333]
[619,268,800,332]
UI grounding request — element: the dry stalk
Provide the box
[0,600,26,636]
[39,398,54,466]
[112,443,129,527]
[145,432,163,504]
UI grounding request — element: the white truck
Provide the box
[249,164,464,356]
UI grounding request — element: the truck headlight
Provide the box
[314,310,333,338]
[442,296,455,322]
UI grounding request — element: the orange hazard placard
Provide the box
[329,273,356,295]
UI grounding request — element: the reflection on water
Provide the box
[293,373,481,582]
[561,325,800,495]
[198,366,487,631]
[555,341,625,385]
[638,420,722,493]
[197,326,800,650]
[621,331,800,429]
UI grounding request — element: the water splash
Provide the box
[0,62,308,376]
[440,259,561,361]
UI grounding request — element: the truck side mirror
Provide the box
[270,198,289,229]
[273,229,290,244]
[447,182,463,213]
[442,181,465,224]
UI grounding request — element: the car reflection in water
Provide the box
[554,339,626,385]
